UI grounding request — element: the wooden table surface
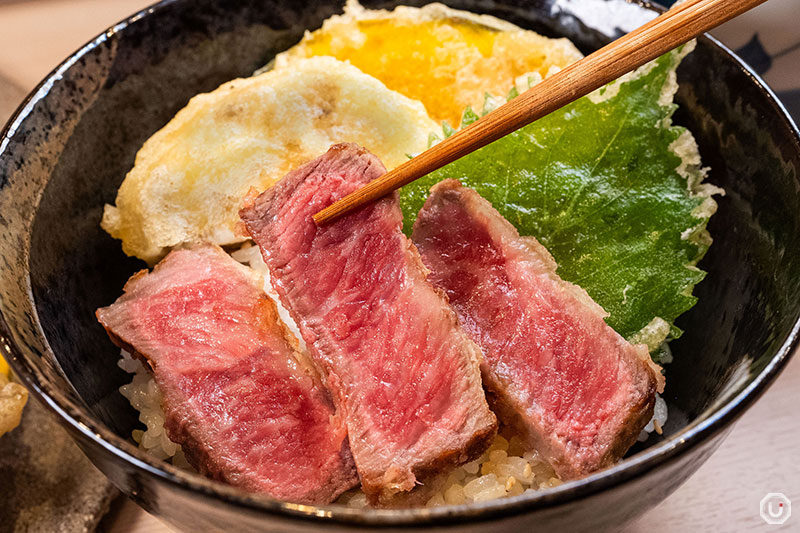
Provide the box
[1,1,797,531]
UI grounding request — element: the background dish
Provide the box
[0,0,799,531]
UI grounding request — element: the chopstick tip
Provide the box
[312,208,332,226]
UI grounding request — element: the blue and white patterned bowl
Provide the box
[712,0,799,121]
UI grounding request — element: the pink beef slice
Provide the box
[239,144,497,504]
[96,243,357,503]
[412,180,664,480]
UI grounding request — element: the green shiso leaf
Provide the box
[461,106,480,128]
[400,43,721,343]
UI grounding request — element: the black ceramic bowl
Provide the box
[1,0,798,531]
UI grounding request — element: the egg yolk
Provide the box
[297,18,580,126]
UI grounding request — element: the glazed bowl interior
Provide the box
[1,0,799,529]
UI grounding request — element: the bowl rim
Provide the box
[2,0,800,527]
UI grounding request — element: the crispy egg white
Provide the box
[102,56,438,263]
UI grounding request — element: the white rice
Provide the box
[338,429,562,509]
[638,393,668,441]
[117,242,669,506]
[118,352,192,470]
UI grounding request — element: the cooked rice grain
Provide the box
[416,431,562,509]
[118,352,191,469]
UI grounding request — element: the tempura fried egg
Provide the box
[102,56,437,263]
[275,1,583,126]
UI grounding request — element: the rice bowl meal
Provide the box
[96,0,717,509]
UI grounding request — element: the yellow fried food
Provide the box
[102,56,438,263]
[0,372,28,437]
[275,1,583,126]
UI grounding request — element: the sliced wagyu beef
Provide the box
[96,244,357,503]
[240,144,497,504]
[412,180,664,480]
